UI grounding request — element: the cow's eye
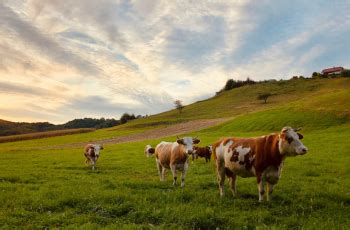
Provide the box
[287,137,293,144]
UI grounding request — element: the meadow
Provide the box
[0,78,349,229]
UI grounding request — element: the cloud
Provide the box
[0,81,57,97]
[0,3,99,75]
[0,0,349,123]
[164,16,227,71]
[64,95,137,115]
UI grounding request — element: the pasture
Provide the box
[1,78,349,229]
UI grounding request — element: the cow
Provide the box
[144,144,155,157]
[150,136,200,187]
[192,145,212,162]
[212,127,308,202]
[84,144,104,170]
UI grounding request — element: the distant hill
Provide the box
[0,118,120,137]
[125,77,350,131]
[2,77,349,139]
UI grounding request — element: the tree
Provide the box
[174,100,184,114]
[120,113,136,124]
[224,79,235,91]
[257,93,272,103]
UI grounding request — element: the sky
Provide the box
[0,0,349,124]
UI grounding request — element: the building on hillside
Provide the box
[321,66,344,75]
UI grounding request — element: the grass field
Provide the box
[0,78,349,229]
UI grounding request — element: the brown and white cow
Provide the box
[212,127,308,201]
[192,145,212,162]
[84,144,104,170]
[150,136,200,187]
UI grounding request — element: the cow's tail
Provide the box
[211,141,221,162]
[144,144,155,157]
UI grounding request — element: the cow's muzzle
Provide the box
[298,147,308,155]
[187,150,193,155]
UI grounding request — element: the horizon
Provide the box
[1,1,349,123]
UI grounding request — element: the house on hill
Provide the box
[321,66,344,75]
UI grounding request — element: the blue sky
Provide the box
[0,0,349,123]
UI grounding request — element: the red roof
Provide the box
[322,66,344,74]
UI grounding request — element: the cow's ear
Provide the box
[297,133,303,140]
[193,138,200,144]
[177,139,184,145]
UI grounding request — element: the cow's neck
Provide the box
[265,134,284,167]
[177,144,189,159]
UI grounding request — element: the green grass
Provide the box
[1,126,349,228]
[1,78,350,228]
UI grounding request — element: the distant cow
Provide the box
[84,144,104,170]
[150,136,200,187]
[144,144,155,157]
[192,145,212,162]
[212,127,308,201]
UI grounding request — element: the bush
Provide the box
[120,113,136,124]
[223,78,256,91]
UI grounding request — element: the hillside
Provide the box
[0,77,349,148]
[0,118,120,137]
[0,77,349,228]
[126,77,350,130]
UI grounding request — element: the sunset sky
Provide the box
[1,0,349,124]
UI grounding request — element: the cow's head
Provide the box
[278,127,308,156]
[208,145,213,153]
[144,144,155,157]
[177,136,200,154]
[94,144,104,157]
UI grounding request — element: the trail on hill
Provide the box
[49,118,229,149]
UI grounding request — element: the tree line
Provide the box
[0,112,144,137]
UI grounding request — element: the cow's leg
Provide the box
[181,162,189,187]
[257,174,265,202]
[170,164,177,186]
[156,159,163,181]
[191,154,195,164]
[266,182,275,201]
[91,160,96,170]
[216,160,226,197]
[161,167,166,181]
[228,174,237,197]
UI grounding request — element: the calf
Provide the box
[212,127,308,201]
[84,144,104,170]
[153,136,200,187]
[193,145,212,162]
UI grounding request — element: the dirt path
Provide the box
[49,118,230,149]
